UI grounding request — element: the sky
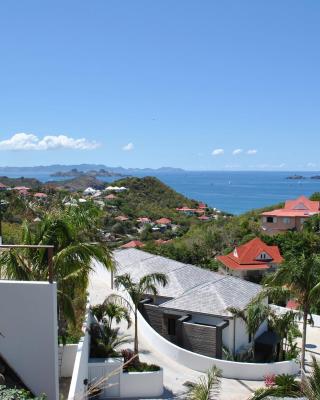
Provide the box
[0,1,320,171]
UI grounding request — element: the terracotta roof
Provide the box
[120,240,144,249]
[105,194,117,200]
[262,195,320,217]
[0,182,7,188]
[217,237,283,271]
[198,203,207,209]
[155,218,172,225]
[154,239,172,245]
[176,207,196,212]
[198,215,210,220]
[34,192,47,198]
[115,215,129,221]
[137,217,151,223]
[14,186,30,191]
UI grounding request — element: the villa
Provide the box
[217,237,283,280]
[136,217,152,224]
[261,195,320,235]
[0,183,7,190]
[113,248,266,359]
[155,217,172,226]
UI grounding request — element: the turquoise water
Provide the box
[3,171,320,215]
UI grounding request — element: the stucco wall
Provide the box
[0,280,59,400]
[59,344,78,378]
[120,370,163,398]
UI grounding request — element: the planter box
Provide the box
[120,369,163,398]
[88,358,163,398]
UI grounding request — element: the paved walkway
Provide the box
[88,262,263,399]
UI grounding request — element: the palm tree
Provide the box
[261,254,320,371]
[91,301,131,330]
[0,213,114,326]
[108,272,168,354]
[228,300,270,359]
[185,366,221,400]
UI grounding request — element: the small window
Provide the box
[266,216,274,223]
[167,318,176,335]
[283,217,291,224]
[248,333,252,343]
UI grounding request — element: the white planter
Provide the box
[120,368,164,398]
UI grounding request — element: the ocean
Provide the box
[2,170,320,215]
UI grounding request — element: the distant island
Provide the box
[50,168,124,178]
[286,175,306,180]
[286,175,320,180]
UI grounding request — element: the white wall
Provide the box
[0,280,59,400]
[137,309,299,380]
[68,310,90,400]
[120,370,163,398]
[59,344,78,378]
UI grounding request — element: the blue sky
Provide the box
[0,1,320,170]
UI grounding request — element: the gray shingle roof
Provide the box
[113,248,262,317]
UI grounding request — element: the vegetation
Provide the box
[0,207,114,341]
[0,386,46,400]
[184,366,221,400]
[109,272,168,354]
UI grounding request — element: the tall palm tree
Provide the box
[185,366,221,400]
[0,212,114,326]
[261,254,320,371]
[108,272,168,354]
[228,300,270,358]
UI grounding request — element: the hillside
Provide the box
[112,176,198,219]
[45,176,107,191]
[0,176,43,189]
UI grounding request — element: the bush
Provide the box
[0,386,46,399]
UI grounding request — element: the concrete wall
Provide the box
[0,280,59,400]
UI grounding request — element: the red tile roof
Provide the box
[34,192,47,198]
[154,239,172,245]
[105,194,117,200]
[155,218,172,225]
[176,207,196,212]
[0,183,7,189]
[198,203,207,209]
[14,186,30,191]
[115,215,129,221]
[198,215,210,220]
[120,240,144,249]
[262,196,320,218]
[137,217,151,223]
[217,237,283,271]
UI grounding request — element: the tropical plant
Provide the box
[301,355,320,400]
[91,301,131,329]
[0,386,46,400]
[108,272,168,354]
[0,212,114,329]
[184,366,221,400]
[260,253,320,371]
[89,322,130,358]
[250,374,301,399]
[268,310,301,361]
[228,300,270,359]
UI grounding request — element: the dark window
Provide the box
[167,318,176,335]
[248,333,252,343]
[266,217,274,223]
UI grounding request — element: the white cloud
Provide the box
[122,142,134,151]
[212,148,224,156]
[307,162,317,168]
[247,149,258,155]
[0,133,100,151]
[232,149,243,155]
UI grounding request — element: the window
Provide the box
[248,333,252,343]
[283,217,291,224]
[167,318,176,335]
[266,216,274,223]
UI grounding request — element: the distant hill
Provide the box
[0,164,185,177]
[45,175,107,191]
[111,176,198,219]
[0,176,43,189]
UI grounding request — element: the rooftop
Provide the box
[217,237,283,271]
[113,248,262,317]
[262,195,320,217]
